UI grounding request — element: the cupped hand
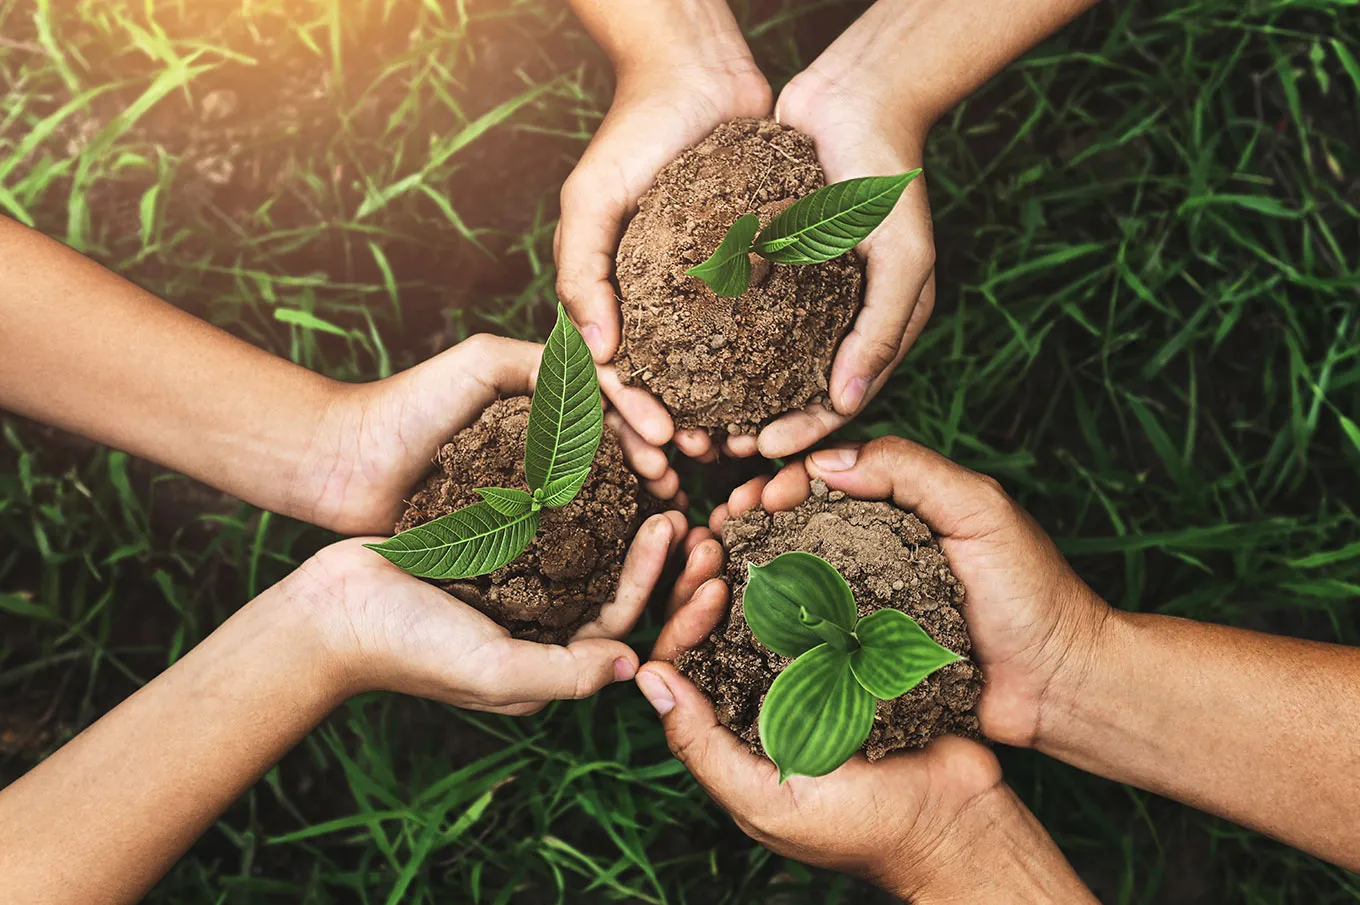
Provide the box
[718,71,936,460]
[286,508,690,713]
[292,333,684,536]
[555,61,772,461]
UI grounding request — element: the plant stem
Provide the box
[798,608,859,652]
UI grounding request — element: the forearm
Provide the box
[564,0,755,80]
[0,216,337,519]
[1039,610,1360,869]
[0,576,345,903]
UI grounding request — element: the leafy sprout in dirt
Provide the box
[366,304,603,578]
[685,171,921,297]
[744,551,960,780]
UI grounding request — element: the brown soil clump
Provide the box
[396,396,654,645]
[614,118,864,436]
[678,480,982,760]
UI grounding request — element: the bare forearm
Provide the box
[0,216,336,518]
[0,579,343,903]
[1040,610,1360,869]
[564,0,754,79]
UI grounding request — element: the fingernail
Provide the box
[840,377,868,414]
[810,447,859,472]
[582,324,605,359]
[635,670,675,716]
[614,658,637,682]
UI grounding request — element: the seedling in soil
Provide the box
[744,551,960,780]
[367,304,603,578]
[686,171,921,297]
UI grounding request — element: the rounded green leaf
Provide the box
[365,502,539,579]
[759,645,877,781]
[743,552,858,658]
[684,212,759,297]
[476,487,534,518]
[753,172,920,264]
[525,304,603,504]
[849,609,962,699]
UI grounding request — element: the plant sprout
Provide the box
[367,304,603,578]
[744,551,961,781]
[686,171,921,297]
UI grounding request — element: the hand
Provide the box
[706,437,1110,749]
[717,66,936,460]
[555,48,772,462]
[285,507,690,713]
[290,333,683,536]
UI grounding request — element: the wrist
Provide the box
[286,379,374,534]
[249,567,358,709]
[1032,591,1121,752]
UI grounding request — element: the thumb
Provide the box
[555,174,625,362]
[485,637,639,704]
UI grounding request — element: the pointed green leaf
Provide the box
[365,502,538,579]
[685,212,759,297]
[850,609,961,699]
[759,645,876,781]
[753,171,920,264]
[743,552,858,658]
[476,487,534,518]
[539,470,590,508]
[525,304,603,503]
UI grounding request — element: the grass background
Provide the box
[2,0,1359,901]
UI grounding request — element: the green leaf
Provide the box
[685,212,759,297]
[525,304,603,505]
[754,172,920,264]
[759,645,876,781]
[365,502,538,579]
[743,552,858,658]
[476,487,535,517]
[850,609,961,699]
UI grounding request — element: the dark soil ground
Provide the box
[679,480,982,760]
[395,396,657,645]
[615,118,863,436]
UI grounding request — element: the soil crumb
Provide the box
[614,118,864,436]
[678,480,982,760]
[396,396,654,645]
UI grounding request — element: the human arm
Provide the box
[0,216,681,535]
[555,0,771,460]
[0,506,710,903]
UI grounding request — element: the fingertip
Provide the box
[709,503,730,534]
[674,429,713,459]
[724,434,759,458]
[684,527,716,555]
[644,470,681,501]
[635,664,676,716]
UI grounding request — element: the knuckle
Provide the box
[860,334,903,370]
[460,332,498,358]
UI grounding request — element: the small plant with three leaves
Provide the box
[685,170,921,297]
[744,551,961,780]
[366,304,603,579]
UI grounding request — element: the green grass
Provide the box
[2,0,1359,901]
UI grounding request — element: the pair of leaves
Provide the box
[685,171,921,297]
[366,305,604,579]
[745,552,961,780]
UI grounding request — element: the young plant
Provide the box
[366,304,603,579]
[686,171,921,298]
[743,551,961,780]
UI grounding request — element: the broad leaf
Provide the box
[685,212,759,297]
[539,470,590,508]
[365,502,538,579]
[743,552,858,658]
[759,644,876,781]
[753,171,920,264]
[476,487,535,517]
[850,609,961,699]
[525,304,603,505]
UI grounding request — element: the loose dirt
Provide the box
[614,118,864,437]
[678,480,982,760]
[395,396,655,645]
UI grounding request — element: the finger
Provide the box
[805,436,1010,539]
[555,179,624,362]
[723,434,759,458]
[652,578,729,662]
[755,401,848,459]
[606,410,669,482]
[675,429,714,460]
[644,471,681,501]
[574,512,678,641]
[666,537,725,618]
[828,178,935,415]
[684,526,716,555]
[426,334,542,419]
[489,637,638,702]
[761,460,810,512]
[634,662,778,814]
[726,475,769,520]
[600,364,675,447]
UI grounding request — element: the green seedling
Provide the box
[744,551,960,780]
[686,171,921,297]
[366,304,603,578]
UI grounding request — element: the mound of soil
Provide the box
[678,480,982,761]
[395,396,656,645]
[614,118,864,436]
